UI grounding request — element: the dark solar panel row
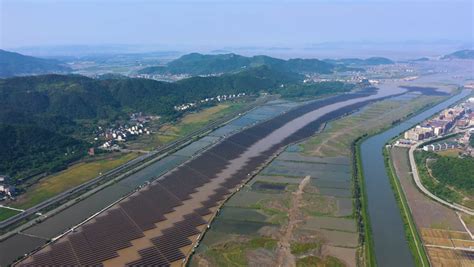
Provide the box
[120,95,382,265]
[129,215,205,265]
[23,90,377,266]
[120,184,183,231]
[126,247,170,267]
[23,207,145,266]
[70,208,145,265]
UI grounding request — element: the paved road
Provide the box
[408,142,474,216]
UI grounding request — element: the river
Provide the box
[360,89,471,267]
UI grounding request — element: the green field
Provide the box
[164,102,246,135]
[193,236,277,267]
[0,207,21,222]
[296,255,345,267]
[11,152,139,209]
[127,102,247,150]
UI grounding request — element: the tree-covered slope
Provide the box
[1,65,358,181]
[0,124,87,180]
[138,53,335,75]
[0,66,301,124]
[0,49,71,78]
[430,156,474,195]
[0,67,302,180]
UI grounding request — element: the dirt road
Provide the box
[275,175,311,267]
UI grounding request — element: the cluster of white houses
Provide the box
[0,175,12,200]
[174,93,246,111]
[404,98,474,141]
[422,142,459,152]
[99,123,151,149]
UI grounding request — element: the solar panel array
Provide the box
[21,89,375,266]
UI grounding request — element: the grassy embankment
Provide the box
[0,207,21,222]
[353,136,376,267]
[11,152,139,209]
[384,148,430,267]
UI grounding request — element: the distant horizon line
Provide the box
[4,39,473,50]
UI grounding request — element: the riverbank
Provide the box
[353,136,376,267]
[384,147,430,266]
[359,89,471,267]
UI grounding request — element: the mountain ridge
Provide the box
[0,49,71,78]
[138,53,336,75]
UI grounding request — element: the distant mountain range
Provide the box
[0,49,71,78]
[138,53,340,75]
[138,53,396,76]
[442,49,474,59]
[323,57,395,66]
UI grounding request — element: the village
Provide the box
[173,92,246,111]
[97,112,156,151]
[397,96,474,156]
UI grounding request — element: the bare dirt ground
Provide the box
[275,175,310,267]
[322,245,357,267]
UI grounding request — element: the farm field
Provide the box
[390,146,474,266]
[126,102,248,151]
[191,154,355,267]
[9,152,139,209]
[190,93,447,267]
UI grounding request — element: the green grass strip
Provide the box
[384,147,430,267]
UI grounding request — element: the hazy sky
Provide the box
[1,0,473,49]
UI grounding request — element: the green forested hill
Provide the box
[0,65,356,181]
[0,66,300,123]
[0,66,302,179]
[0,49,71,78]
[138,53,335,75]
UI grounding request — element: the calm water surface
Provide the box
[361,89,471,267]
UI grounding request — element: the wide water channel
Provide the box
[360,89,471,267]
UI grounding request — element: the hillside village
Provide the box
[97,113,156,150]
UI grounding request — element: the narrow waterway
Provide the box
[361,89,471,267]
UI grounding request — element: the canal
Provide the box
[360,89,471,267]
